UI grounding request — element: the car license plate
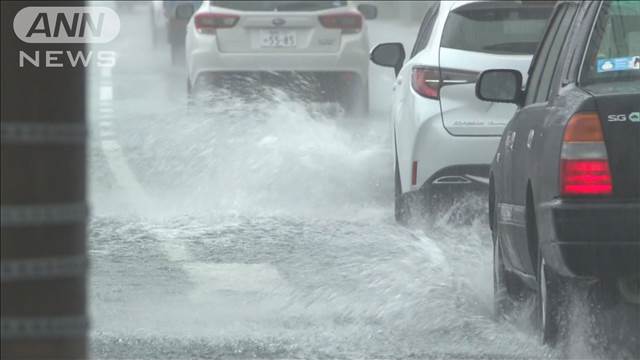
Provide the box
[259,30,296,48]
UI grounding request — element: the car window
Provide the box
[410,4,439,58]
[534,5,577,103]
[525,6,567,105]
[440,1,553,55]
[581,0,640,86]
[210,1,347,11]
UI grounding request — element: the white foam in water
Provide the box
[87,7,640,359]
[129,88,393,221]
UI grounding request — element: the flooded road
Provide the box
[86,5,628,359]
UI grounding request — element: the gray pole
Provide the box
[1,1,88,359]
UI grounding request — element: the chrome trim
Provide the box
[440,79,474,84]
[433,176,471,185]
[465,174,490,185]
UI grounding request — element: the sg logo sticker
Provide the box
[608,112,640,122]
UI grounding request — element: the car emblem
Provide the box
[272,18,286,27]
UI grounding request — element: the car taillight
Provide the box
[412,67,440,99]
[560,113,612,196]
[318,13,362,33]
[194,13,239,34]
[411,67,478,100]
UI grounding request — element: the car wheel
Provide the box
[536,254,565,346]
[394,152,410,224]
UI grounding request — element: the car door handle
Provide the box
[527,129,535,149]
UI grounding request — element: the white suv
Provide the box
[180,1,377,115]
[370,0,554,222]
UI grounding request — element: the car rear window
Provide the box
[581,1,640,86]
[210,1,347,12]
[440,1,554,55]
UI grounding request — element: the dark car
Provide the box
[475,0,640,346]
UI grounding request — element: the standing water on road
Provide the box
[85,4,610,359]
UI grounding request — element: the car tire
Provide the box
[395,152,410,225]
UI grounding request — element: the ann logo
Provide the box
[26,11,104,39]
[13,7,119,43]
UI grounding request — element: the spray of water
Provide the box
[85,5,640,359]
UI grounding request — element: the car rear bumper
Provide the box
[187,36,369,85]
[539,199,640,278]
[409,112,500,192]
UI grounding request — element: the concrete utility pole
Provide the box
[1,1,88,359]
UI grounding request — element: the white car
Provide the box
[180,1,377,115]
[370,0,555,222]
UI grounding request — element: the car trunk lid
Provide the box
[438,49,532,136]
[437,1,554,136]
[209,1,355,54]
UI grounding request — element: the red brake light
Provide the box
[560,113,612,196]
[412,67,440,99]
[319,13,362,33]
[561,160,612,195]
[194,13,239,34]
[411,67,478,100]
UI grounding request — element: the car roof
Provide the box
[447,0,561,13]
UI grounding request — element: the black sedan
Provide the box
[475,0,640,346]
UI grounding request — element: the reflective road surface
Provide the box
[88,5,637,360]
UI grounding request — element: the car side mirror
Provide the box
[175,3,195,20]
[357,4,378,20]
[476,69,524,106]
[370,43,405,77]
